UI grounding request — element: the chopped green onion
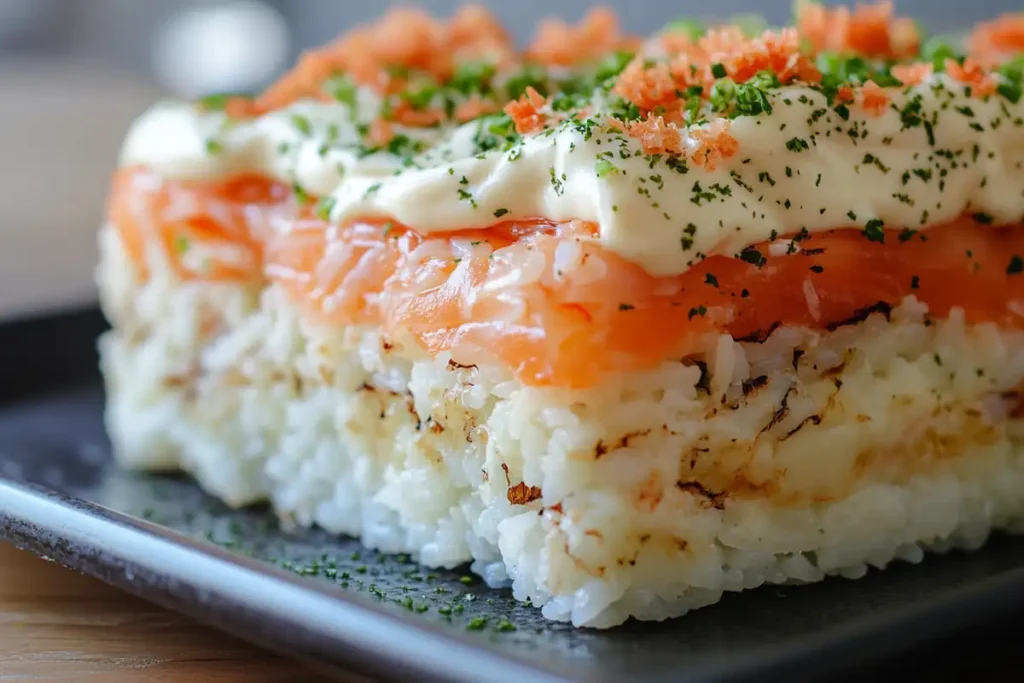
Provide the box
[595,159,620,177]
[315,197,336,221]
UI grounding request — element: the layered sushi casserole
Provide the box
[98,2,1024,628]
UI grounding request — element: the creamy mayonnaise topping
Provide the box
[120,76,1024,277]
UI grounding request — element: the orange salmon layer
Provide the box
[108,167,1024,388]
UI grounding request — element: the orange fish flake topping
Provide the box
[689,119,739,170]
[504,86,550,135]
[796,1,919,60]
[255,5,512,113]
[833,81,892,116]
[447,4,515,65]
[218,1,1020,136]
[626,115,684,156]
[525,7,639,67]
[392,102,447,128]
[891,62,934,87]
[661,31,701,59]
[701,27,821,86]
[945,59,998,98]
[968,13,1024,68]
[455,94,499,123]
[612,26,819,119]
[860,81,890,116]
[612,59,687,119]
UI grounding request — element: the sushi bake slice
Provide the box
[97,3,1024,627]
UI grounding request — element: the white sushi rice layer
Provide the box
[98,223,1024,628]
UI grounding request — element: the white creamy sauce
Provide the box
[120,76,1024,277]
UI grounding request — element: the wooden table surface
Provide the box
[0,541,332,682]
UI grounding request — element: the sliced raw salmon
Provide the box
[265,212,1024,387]
[108,168,1024,388]
[107,167,294,282]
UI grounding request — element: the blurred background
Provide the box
[0,0,1017,318]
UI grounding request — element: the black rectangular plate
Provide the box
[3,307,1024,682]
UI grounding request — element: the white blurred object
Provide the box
[152,1,290,98]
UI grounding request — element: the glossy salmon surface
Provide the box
[108,168,1024,387]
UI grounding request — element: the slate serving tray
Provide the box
[3,306,1024,682]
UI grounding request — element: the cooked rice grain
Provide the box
[97,222,1024,627]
